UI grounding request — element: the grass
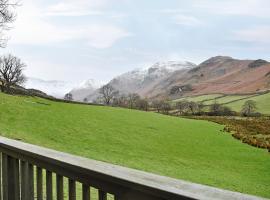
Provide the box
[172,94,223,103]
[0,92,270,198]
[173,92,270,114]
[203,94,254,105]
[226,93,270,114]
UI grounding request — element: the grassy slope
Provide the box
[173,93,270,114]
[0,93,269,198]
[173,94,223,102]
[226,93,270,114]
[203,95,253,105]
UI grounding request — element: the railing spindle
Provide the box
[98,190,107,200]
[7,156,20,200]
[0,152,2,200]
[20,160,29,200]
[56,175,64,200]
[69,179,76,200]
[28,163,34,200]
[82,184,90,200]
[2,153,8,200]
[37,167,43,200]
[46,170,53,200]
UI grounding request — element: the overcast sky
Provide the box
[1,0,270,82]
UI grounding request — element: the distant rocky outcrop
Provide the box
[248,59,268,68]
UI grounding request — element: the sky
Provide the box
[1,0,270,83]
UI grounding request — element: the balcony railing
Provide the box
[0,136,266,200]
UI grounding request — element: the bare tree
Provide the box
[209,100,223,115]
[127,93,140,109]
[176,100,188,115]
[99,84,119,105]
[241,100,257,116]
[137,98,149,111]
[64,93,73,101]
[0,0,18,47]
[0,54,26,93]
[152,100,163,113]
[187,101,199,115]
[161,101,171,115]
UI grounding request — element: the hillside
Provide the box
[86,61,196,101]
[83,56,270,101]
[0,92,269,198]
[166,56,270,98]
[173,92,270,114]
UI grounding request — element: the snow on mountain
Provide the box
[70,79,101,101]
[25,78,101,99]
[25,77,78,98]
[106,60,196,95]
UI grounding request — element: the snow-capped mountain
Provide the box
[25,77,78,98]
[25,78,100,99]
[69,79,101,101]
[107,61,196,95]
[85,60,196,101]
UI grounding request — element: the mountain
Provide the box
[69,79,101,101]
[163,56,270,98]
[25,78,77,98]
[85,61,196,101]
[107,61,195,95]
[26,56,270,101]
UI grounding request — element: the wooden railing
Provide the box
[0,136,266,200]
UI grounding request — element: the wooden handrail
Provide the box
[0,136,267,200]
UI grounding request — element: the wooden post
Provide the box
[7,156,20,200]
[57,175,64,200]
[2,153,8,200]
[0,152,2,200]
[98,190,107,200]
[69,179,76,200]
[82,184,90,200]
[20,160,29,200]
[37,167,43,200]
[46,170,53,200]
[28,163,34,200]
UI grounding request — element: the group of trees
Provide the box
[96,86,260,117]
[96,84,150,111]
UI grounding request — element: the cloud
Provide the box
[194,0,270,18]
[233,26,270,44]
[9,0,131,48]
[173,14,203,26]
[46,0,106,16]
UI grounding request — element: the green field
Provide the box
[173,92,270,114]
[0,92,269,198]
[172,94,224,103]
[226,93,270,114]
[203,94,254,105]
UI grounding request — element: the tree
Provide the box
[209,100,223,115]
[137,98,149,111]
[99,84,119,105]
[0,54,26,93]
[64,93,73,101]
[197,102,204,114]
[186,101,199,115]
[127,93,140,109]
[161,101,171,115]
[0,0,18,47]
[241,100,257,116]
[152,100,163,113]
[176,100,188,115]
[83,97,88,103]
